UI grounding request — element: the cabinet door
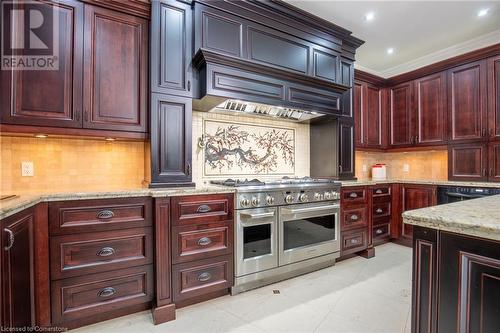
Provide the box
[338,120,355,179]
[353,81,364,147]
[151,0,193,97]
[488,55,500,140]
[414,72,447,145]
[2,209,35,328]
[83,5,148,132]
[390,82,413,146]
[489,142,500,182]
[0,0,83,128]
[364,84,382,147]
[150,94,193,186]
[401,185,436,240]
[448,60,488,142]
[449,143,488,181]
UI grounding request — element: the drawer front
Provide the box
[50,228,153,280]
[172,222,233,264]
[373,216,391,226]
[341,187,367,204]
[372,201,391,218]
[49,197,152,235]
[171,194,234,226]
[341,229,368,255]
[372,186,391,197]
[172,255,233,302]
[341,206,368,231]
[373,224,390,239]
[51,265,153,324]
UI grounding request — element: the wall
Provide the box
[1,136,147,194]
[355,150,448,181]
[192,111,310,185]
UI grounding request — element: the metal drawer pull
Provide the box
[197,237,212,246]
[97,210,114,219]
[197,205,211,213]
[350,214,359,221]
[376,208,383,214]
[4,229,14,251]
[376,229,384,235]
[97,247,115,257]
[98,287,116,298]
[197,272,212,282]
[351,239,359,244]
[349,192,358,198]
[375,189,383,194]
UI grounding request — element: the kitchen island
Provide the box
[403,195,500,333]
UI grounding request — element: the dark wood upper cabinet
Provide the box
[414,72,447,145]
[448,143,488,181]
[448,60,488,142]
[0,0,83,128]
[338,120,355,179]
[390,82,413,146]
[364,84,382,147]
[150,94,193,187]
[488,55,500,141]
[400,185,436,240]
[353,81,364,146]
[83,5,148,132]
[488,142,500,182]
[151,0,193,97]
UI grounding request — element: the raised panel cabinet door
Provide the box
[338,120,355,179]
[448,60,488,142]
[2,209,35,328]
[390,82,413,146]
[150,94,193,186]
[83,5,148,132]
[353,81,364,146]
[488,55,500,140]
[0,0,83,128]
[414,72,447,145]
[401,185,436,240]
[151,0,193,97]
[488,142,500,182]
[364,83,382,147]
[448,143,488,181]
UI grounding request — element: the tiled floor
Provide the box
[73,243,412,333]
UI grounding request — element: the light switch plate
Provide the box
[21,161,34,176]
[403,164,410,173]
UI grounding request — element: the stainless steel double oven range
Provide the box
[211,177,341,294]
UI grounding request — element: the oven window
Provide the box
[243,224,271,259]
[283,215,336,251]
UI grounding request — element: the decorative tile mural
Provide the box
[202,120,296,176]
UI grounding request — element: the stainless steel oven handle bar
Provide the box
[239,211,276,219]
[280,204,339,215]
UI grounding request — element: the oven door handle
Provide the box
[445,192,485,199]
[281,204,339,215]
[239,211,275,219]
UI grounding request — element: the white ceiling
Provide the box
[286,1,500,78]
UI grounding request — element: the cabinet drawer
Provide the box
[373,224,390,239]
[49,197,152,235]
[172,222,233,264]
[50,228,153,280]
[372,186,391,197]
[341,205,368,231]
[373,216,391,226]
[372,201,391,218]
[171,194,234,226]
[51,265,153,325]
[341,229,368,255]
[172,255,233,303]
[342,187,367,204]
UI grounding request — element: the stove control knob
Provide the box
[266,196,275,205]
[332,191,340,200]
[285,195,294,204]
[299,193,309,203]
[240,198,251,208]
[251,197,261,207]
[324,192,332,200]
[314,192,321,201]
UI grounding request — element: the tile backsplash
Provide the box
[192,111,310,185]
[355,150,448,181]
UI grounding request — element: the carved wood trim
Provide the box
[414,239,435,333]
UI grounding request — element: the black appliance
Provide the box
[437,186,500,205]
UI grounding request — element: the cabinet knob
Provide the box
[97,247,115,257]
[350,214,359,221]
[376,229,383,235]
[375,189,382,194]
[197,272,212,282]
[349,192,358,198]
[96,210,114,219]
[197,237,212,246]
[97,287,116,298]
[376,208,383,214]
[3,228,14,251]
[196,205,211,213]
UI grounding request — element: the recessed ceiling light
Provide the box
[478,8,489,17]
[364,12,375,21]
[387,48,394,55]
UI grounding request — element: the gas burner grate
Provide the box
[211,178,265,187]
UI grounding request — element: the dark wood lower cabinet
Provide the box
[412,227,500,333]
[400,185,437,243]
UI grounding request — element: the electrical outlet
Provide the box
[362,164,367,172]
[21,161,34,177]
[403,164,410,173]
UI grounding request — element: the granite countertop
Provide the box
[403,195,500,241]
[0,186,235,220]
[340,179,500,188]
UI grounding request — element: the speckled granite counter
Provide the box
[340,179,500,188]
[403,195,500,241]
[0,186,235,220]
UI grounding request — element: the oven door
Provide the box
[279,202,340,266]
[236,208,278,277]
